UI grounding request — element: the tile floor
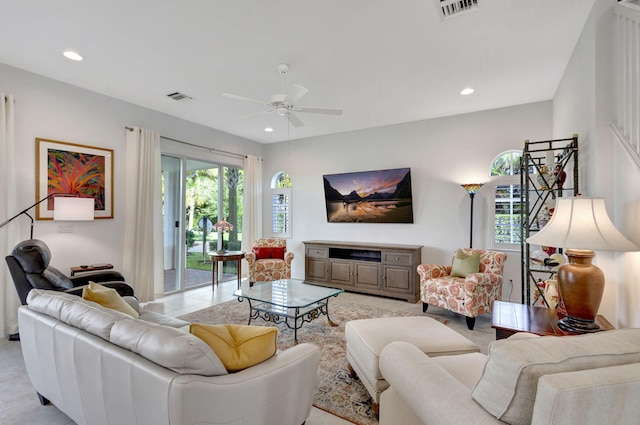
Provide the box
[1,277,497,425]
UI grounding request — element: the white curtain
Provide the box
[241,155,263,262]
[0,93,20,337]
[123,127,163,302]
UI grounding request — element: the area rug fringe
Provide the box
[312,403,362,425]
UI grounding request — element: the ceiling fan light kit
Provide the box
[277,63,290,75]
[222,63,343,128]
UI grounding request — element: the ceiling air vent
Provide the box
[440,0,478,19]
[166,92,192,101]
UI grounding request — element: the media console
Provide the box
[303,240,422,303]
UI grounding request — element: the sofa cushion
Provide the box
[450,249,480,277]
[432,352,488,390]
[190,323,278,372]
[110,318,227,376]
[530,363,640,425]
[138,310,190,328]
[26,288,129,340]
[472,329,640,425]
[41,267,74,289]
[82,281,139,318]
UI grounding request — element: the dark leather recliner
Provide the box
[5,239,134,305]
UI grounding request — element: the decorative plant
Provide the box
[47,150,104,208]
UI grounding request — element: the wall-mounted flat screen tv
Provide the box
[323,167,414,223]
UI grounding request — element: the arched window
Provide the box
[489,150,522,249]
[271,171,292,238]
[490,150,521,176]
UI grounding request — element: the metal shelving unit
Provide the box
[520,135,579,305]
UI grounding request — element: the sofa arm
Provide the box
[169,342,321,425]
[284,251,294,265]
[531,363,640,425]
[380,342,502,425]
[417,264,451,280]
[245,252,256,265]
[65,281,135,298]
[69,270,125,286]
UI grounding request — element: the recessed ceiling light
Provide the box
[63,51,83,61]
[264,127,273,132]
[460,88,474,95]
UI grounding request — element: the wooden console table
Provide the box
[491,300,615,339]
[303,240,422,302]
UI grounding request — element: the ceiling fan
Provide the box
[222,63,343,128]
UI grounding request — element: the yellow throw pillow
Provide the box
[450,249,480,278]
[190,323,277,372]
[82,281,139,318]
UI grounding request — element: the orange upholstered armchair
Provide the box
[418,248,507,330]
[244,238,294,284]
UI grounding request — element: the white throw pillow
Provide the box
[472,329,640,425]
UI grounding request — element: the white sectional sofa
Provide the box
[379,330,640,425]
[18,289,321,425]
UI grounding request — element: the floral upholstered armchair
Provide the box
[418,248,507,330]
[245,238,294,285]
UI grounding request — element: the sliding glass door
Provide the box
[162,155,243,294]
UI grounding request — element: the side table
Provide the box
[209,251,245,290]
[70,263,114,276]
[491,300,614,340]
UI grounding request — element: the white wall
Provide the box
[263,101,553,302]
[0,63,263,275]
[553,0,640,327]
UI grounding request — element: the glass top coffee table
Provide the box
[233,279,344,344]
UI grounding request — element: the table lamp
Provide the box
[213,220,233,254]
[526,197,639,333]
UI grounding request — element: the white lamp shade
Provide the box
[53,197,95,221]
[526,197,639,251]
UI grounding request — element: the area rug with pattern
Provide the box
[178,295,448,425]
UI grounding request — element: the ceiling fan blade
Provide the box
[294,106,343,116]
[286,84,309,103]
[287,112,304,127]
[222,93,270,106]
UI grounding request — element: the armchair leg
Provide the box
[348,363,357,379]
[37,392,50,405]
[422,302,429,313]
[465,316,475,330]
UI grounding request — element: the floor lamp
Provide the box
[0,193,94,239]
[3,195,93,342]
[461,183,483,248]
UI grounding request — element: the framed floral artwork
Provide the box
[36,138,113,219]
